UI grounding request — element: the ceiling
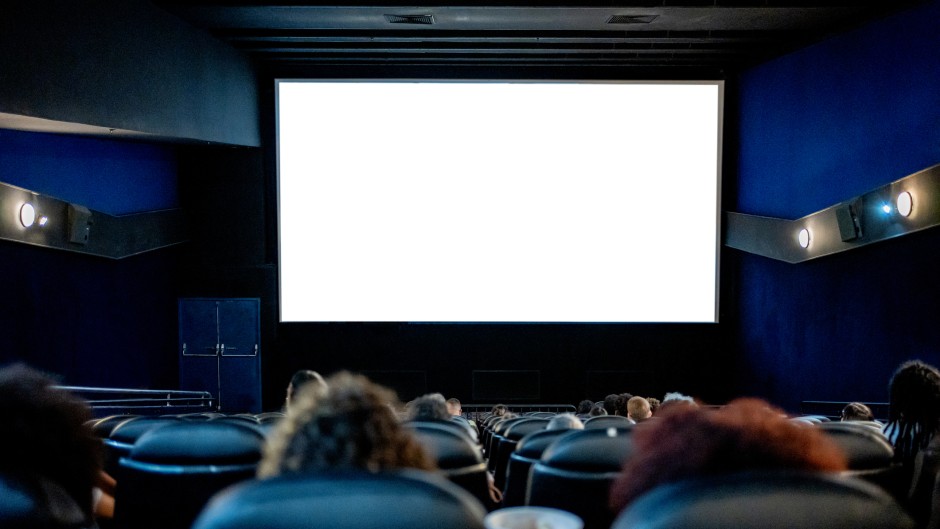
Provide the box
[153,1,922,77]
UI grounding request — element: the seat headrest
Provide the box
[503,418,549,440]
[410,423,483,469]
[541,427,634,472]
[817,422,894,470]
[515,429,570,459]
[128,421,264,466]
[493,417,527,435]
[192,469,487,529]
[612,470,915,529]
[108,417,181,446]
[583,415,632,429]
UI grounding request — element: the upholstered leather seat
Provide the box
[0,473,90,529]
[611,470,915,529]
[113,420,264,529]
[493,418,549,490]
[527,427,634,529]
[191,469,487,529]
[410,421,491,508]
[487,417,527,471]
[818,421,903,496]
[502,429,571,507]
[104,416,180,476]
[583,415,632,429]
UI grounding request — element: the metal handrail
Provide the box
[55,385,215,415]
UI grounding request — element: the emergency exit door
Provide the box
[179,298,261,413]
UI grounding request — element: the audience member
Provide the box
[646,397,661,415]
[490,404,509,417]
[546,413,584,430]
[842,402,875,422]
[884,360,940,525]
[284,369,326,412]
[589,403,608,417]
[409,393,451,422]
[0,363,106,526]
[576,399,594,416]
[609,398,847,512]
[603,394,622,416]
[446,398,463,416]
[626,396,652,423]
[658,391,697,413]
[260,371,434,477]
[617,393,634,417]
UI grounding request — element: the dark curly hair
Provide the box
[259,371,435,477]
[609,398,847,512]
[0,363,101,521]
[885,360,940,465]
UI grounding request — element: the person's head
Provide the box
[577,399,594,415]
[659,391,697,413]
[445,398,462,416]
[841,402,874,422]
[491,404,509,417]
[609,398,848,512]
[886,360,940,463]
[547,413,584,430]
[260,371,434,477]
[604,394,622,416]
[589,403,608,417]
[285,369,326,411]
[617,393,634,417]
[0,363,101,522]
[627,396,652,422]
[409,393,450,422]
[646,397,661,415]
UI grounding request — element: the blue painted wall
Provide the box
[0,130,181,389]
[733,0,940,411]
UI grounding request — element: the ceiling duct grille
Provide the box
[607,15,658,25]
[384,14,435,25]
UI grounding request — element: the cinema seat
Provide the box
[487,417,527,471]
[611,471,915,529]
[493,418,550,490]
[502,429,571,507]
[113,421,264,529]
[104,416,180,476]
[583,415,632,429]
[410,422,491,508]
[818,421,902,495]
[191,470,487,529]
[0,473,88,529]
[527,427,635,529]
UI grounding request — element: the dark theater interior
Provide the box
[2,1,940,528]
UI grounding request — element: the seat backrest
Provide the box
[90,415,139,438]
[818,421,893,470]
[410,422,491,508]
[612,471,916,529]
[502,429,571,507]
[113,421,264,529]
[0,473,88,529]
[493,419,550,489]
[191,469,487,529]
[583,415,632,429]
[104,417,181,476]
[527,427,634,529]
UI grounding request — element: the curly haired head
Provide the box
[0,363,101,521]
[609,398,847,513]
[259,371,435,477]
[885,360,940,464]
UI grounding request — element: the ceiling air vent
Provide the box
[384,14,435,25]
[607,15,658,25]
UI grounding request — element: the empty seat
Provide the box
[104,416,180,476]
[527,427,634,529]
[410,422,491,509]
[612,470,915,529]
[114,420,264,529]
[583,415,632,429]
[493,418,549,490]
[818,421,904,497]
[487,417,528,470]
[89,415,139,438]
[191,469,486,529]
[502,429,571,507]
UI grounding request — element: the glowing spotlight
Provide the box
[881,204,892,214]
[798,228,811,249]
[897,191,913,217]
[38,216,49,227]
[19,203,36,228]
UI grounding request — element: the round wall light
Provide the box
[897,191,913,217]
[798,228,811,249]
[19,203,36,228]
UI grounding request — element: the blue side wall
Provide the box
[0,130,181,388]
[732,0,940,411]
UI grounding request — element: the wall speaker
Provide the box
[835,202,861,242]
[68,204,92,245]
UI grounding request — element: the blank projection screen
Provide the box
[277,80,722,323]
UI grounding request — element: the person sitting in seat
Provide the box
[842,402,875,422]
[547,413,584,430]
[609,398,847,513]
[0,363,112,526]
[284,369,326,412]
[589,403,608,417]
[576,400,594,417]
[646,397,661,416]
[626,396,652,424]
[260,371,434,477]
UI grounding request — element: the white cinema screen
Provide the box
[277,80,722,323]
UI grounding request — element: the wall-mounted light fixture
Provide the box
[897,191,913,217]
[881,204,892,214]
[19,203,36,227]
[798,228,811,249]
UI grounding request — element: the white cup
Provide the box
[484,507,584,529]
